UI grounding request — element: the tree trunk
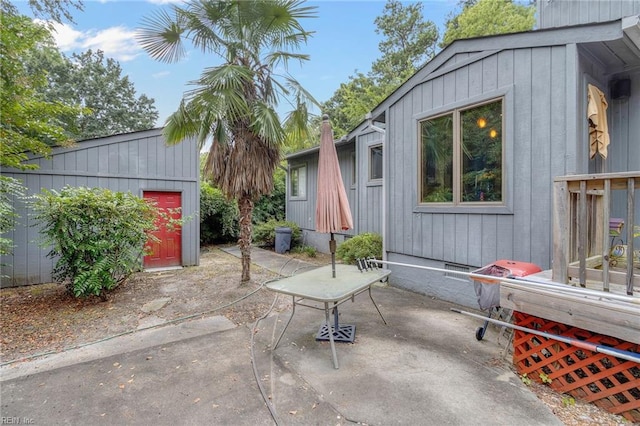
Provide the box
[238,195,254,282]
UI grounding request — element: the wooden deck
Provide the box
[506,172,640,346]
[499,269,640,345]
[552,172,639,294]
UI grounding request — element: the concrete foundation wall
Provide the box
[386,252,479,309]
[299,229,350,254]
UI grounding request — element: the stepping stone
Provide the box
[141,297,172,313]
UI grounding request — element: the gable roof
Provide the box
[286,16,640,159]
[345,16,639,140]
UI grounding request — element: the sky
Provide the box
[18,0,459,126]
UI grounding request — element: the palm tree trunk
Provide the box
[238,195,254,282]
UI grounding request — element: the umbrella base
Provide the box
[316,324,355,343]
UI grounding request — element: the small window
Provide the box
[351,152,357,186]
[290,164,306,199]
[420,98,503,205]
[369,144,383,181]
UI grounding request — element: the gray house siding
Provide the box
[386,45,574,271]
[284,10,640,308]
[356,131,383,235]
[375,18,640,307]
[538,0,640,29]
[1,128,200,287]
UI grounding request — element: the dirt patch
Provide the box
[0,246,330,363]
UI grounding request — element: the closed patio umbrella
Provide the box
[316,114,353,277]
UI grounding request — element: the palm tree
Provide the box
[137,0,317,281]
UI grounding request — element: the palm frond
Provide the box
[283,75,320,109]
[180,0,229,56]
[265,51,310,69]
[283,101,313,144]
[250,102,285,147]
[163,100,202,145]
[137,8,186,63]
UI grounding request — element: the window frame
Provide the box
[289,163,307,200]
[350,151,357,188]
[414,88,513,215]
[368,144,383,183]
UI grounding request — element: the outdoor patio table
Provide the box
[266,264,391,369]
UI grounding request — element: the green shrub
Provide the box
[200,181,239,244]
[253,167,285,224]
[30,186,158,298]
[292,245,317,257]
[0,176,24,257]
[253,219,301,248]
[336,232,382,264]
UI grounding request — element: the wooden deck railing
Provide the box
[552,172,639,295]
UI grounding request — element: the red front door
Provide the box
[143,191,182,268]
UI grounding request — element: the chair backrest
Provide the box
[609,218,624,236]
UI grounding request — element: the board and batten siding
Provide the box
[286,155,318,232]
[386,45,579,273]
[537,0,640,29]
[1,128,200,287]
[356,131,383,235]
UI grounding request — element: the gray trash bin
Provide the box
[274,227,292,254]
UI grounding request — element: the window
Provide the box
[351,152,357,186]
[369,144,383,181]
[290,165,306,198]
[420,99,503,204]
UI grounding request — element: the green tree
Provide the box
[321,0,438,138]
[441,0,535,48]
[372,0,438,85]
[0,177,25,258]
[26,49,159,140]
[253,166,286,223]
[1,0,83,25]
[0,13,81,170]
[200,182,239,244]
[138,0,318,281]
[0,2,83,262]
[321,72,386,138]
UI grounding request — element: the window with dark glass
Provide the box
[369,145,383,181]
[420,99,503,204]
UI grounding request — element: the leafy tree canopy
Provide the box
[320,0,438,139]
[1,0,83,25]
[373,0,438,84]
[441,0,535,48]
[0,13,81,170]
[26,49,159,140]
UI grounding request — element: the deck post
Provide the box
[553,179,569,283]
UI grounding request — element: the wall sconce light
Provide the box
[476,117,487,128]
[489,128,498,138]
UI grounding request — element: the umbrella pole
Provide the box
[330,233,336,278]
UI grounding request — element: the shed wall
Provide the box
[1,129,200,287]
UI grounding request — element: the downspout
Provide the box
[365,112,387,262]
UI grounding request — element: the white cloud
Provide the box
[47,22,143,62]
[146,0,184,4]
[153,71,171,79]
